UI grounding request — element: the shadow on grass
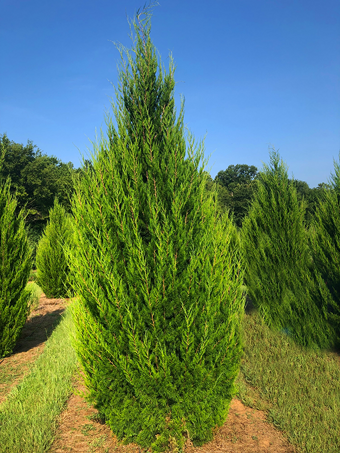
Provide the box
[2,300,68,361]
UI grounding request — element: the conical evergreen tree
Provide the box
[36,196,75,299]
[307,152,340,345]
[64,3,246,451]
[240,148,339,352]
[0,141,33,359]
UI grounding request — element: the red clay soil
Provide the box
[0,278,311,453]
[49,366,301,453]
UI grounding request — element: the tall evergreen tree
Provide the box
[240,148,339,352]
[36,197,75,299]
[0,141,32,359]
[307,152,340,345]
[64,3,246,451]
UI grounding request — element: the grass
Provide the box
[0,282,44,404]
[0,281,340,452]
[0,295,79,453]
[26,280,43,313]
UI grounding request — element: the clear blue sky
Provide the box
[1,0,339,189]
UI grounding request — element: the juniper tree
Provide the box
[0,141,32,359]
[240,148,339,352]
[36,196,75,299]
[64,3,246,452]
[307,152,340,347]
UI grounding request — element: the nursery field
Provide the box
[0,273,340,453]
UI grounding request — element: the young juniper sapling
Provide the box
[35,196,75,299]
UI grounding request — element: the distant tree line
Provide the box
[204,164,333,230]
[0,132,334,268]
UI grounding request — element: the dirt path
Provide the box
[1,288,301,453]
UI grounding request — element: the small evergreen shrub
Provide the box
[0,142,32,359]
[36,197,75,299]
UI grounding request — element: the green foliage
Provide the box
[0,141,33,359]
[289,180,334,228]
[0,133,79,241]
[25,223,45,270]
[28,269,38,283]
[0,130,333,271]
[36,197,75,299]
[65,3,246,452]
[213,163,336,232]
[26,281,44,313]
[215,163,259,190]
[307,152,340,346]
[239,148,339,353]
[213,164,259,229]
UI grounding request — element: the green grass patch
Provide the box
[235,309,340,452]
[0,301,79,453]
[26,281,44,314]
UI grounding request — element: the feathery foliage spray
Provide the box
[64,2,246,451]
[240,148,339,352]
[0,141,32,359]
